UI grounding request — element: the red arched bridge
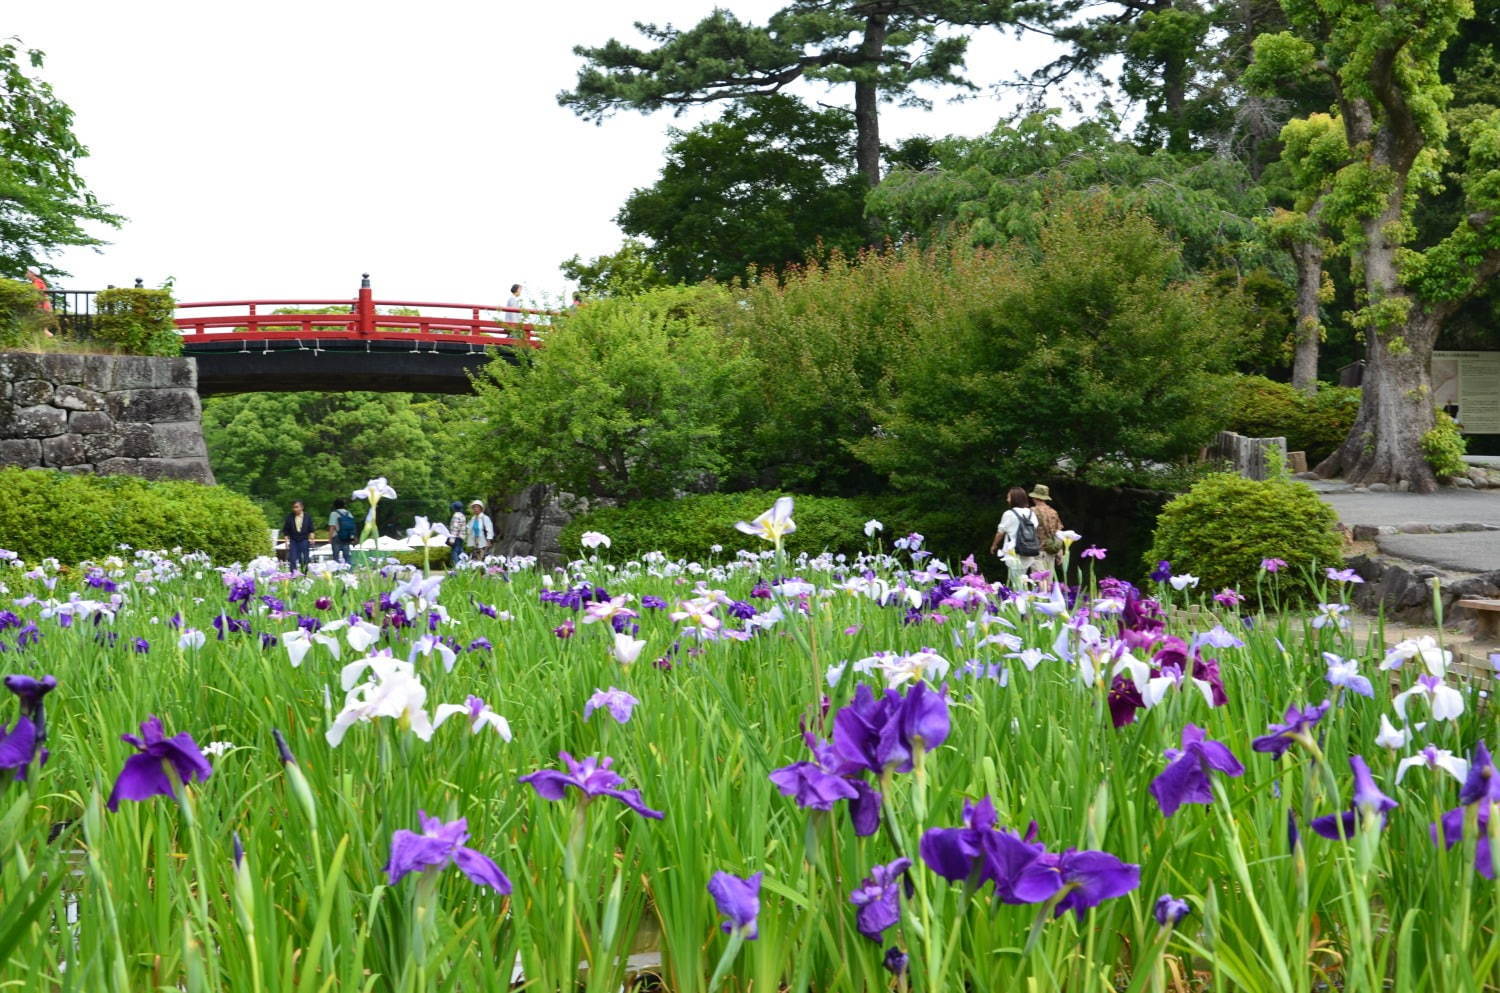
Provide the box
[172,276,555,395]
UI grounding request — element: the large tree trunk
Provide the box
[854,13,888,189]
[1288,223,1324,395]
[1315,175,1441,491]
[1314,318,1440,490]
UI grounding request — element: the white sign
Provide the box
[1432,351,1500,434]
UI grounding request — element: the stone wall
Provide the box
[0,352,214,484]
[492,483,590,569]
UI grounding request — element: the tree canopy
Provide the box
[0,40,120,278]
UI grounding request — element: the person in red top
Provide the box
[25,269,52,311]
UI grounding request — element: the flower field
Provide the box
[0,504,1497,993]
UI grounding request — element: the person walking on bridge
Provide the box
[504,284,524,325]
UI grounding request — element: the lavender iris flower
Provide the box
[708,871,762,939]
[1150,724,1245,817]
[768,761,859,809]
[849,858,911,942]
[1312,755,1398,839]
[584,687,640,724]
[107,715,212,812]
[385,810,511,893]
[1251,701,1331,759]
[519,751,663,819]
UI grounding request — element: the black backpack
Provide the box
[336,510,357,542]
[1013,509,1042,557]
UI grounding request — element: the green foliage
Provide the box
[560,491,877,560]
[722,237,1011,494]
[0,468,268,564]
[0,40,121,278]
[93,288,181,356]
[559,239,670,298]
[867,112,1280,276]
[1147,473,1343,597]
[559,3,1058,182]
[464,286,757,502]
[201,391,472,530]
[854,199,1245,500]
[1226,375,1361,464]
[614,95,868,284]
[0,276,52,348]
[1421,409,1469,477]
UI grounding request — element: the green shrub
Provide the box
[0,468,269,564]
[1422,410,1468,479]
[1146,473,1343,597]
[1226,375,1360,465]
[0,277,55,348]
[94,287,181,356]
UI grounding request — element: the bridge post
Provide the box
[356,273,375,336]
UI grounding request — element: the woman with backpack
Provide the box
[989,486,1042,584]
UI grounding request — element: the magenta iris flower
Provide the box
[708,871,762,939]
[107,716,212,812]
[385,810,511,893]
[1312,755,1397,839]
[1251,701,1331,759]
[1149,724,1245,817]
[1261,558,1286,573]
[1081,546,1107,561]
[519,752,663,819]
[849,858,911,942]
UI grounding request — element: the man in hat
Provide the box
[1028,484,1064,574]
[465,499,494,558]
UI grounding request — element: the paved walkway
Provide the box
[1306,480,1500,575]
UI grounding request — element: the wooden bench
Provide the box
[1457,598,1500,641]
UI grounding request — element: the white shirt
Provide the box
[465,512,494,548]
[997,508,1038,557]
[505,295,523,322]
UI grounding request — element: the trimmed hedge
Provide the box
[94,287,181,356]
[1146,473,1343,598]
[1226,375,1360,465]
[0,468,269,564]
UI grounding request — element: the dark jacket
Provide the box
[282,512,317,541]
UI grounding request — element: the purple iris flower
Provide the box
[769,761,859,809]
[385,810,511,893]
[708,871,762,939]
[1312,755,1398,839]
[584,687,640,724]
[832,682,949,777]
[476,602,499,618]
[1011,849,1141,920]
[919,796,998,882]
[848,780,882,836]
[107,715,212,812]
[519,752,663,819]
[553,619,575,639]
[749,580,772,600]
[1251,701,1331,759]
[16,623,39,648]
[4,674,56,716]
[315,596,332,611]
[727,600,756,620]
[0,612,20,632]
[227,577,255,611]
[849,858,911,942]
[133,637,151,654]
[1154,894,1191,927]
[1150,724,1245,817]
[641,595,668,610]
[212,614,251,640]
[0,716,40,779]
[1432,743,1500,877]
[1108,675,1145,729]
[1150,560,1172,583]
[466,636,493,653]
[883,947,908,976]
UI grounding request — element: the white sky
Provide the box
[11,1,1070,306]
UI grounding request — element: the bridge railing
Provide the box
[172,276,562,347]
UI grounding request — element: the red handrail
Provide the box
[172,276,563,346]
